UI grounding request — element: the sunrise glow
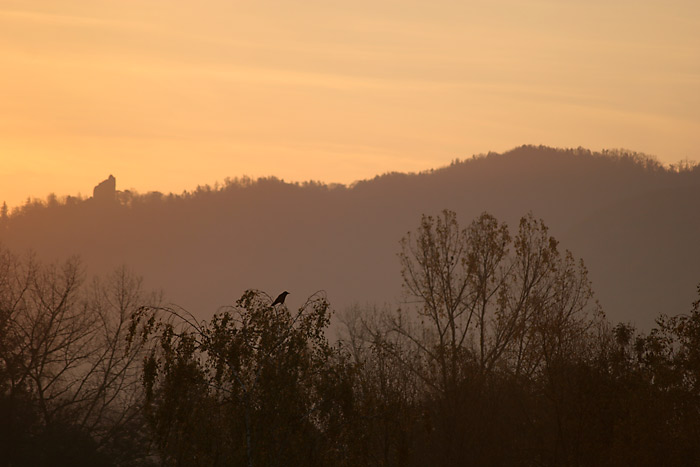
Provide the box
[1,0,698,207]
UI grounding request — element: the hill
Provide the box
[2,145,699,327]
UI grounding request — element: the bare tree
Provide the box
[395,210,599,390]
[0,247,155,464]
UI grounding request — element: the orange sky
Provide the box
[1,0,699,209]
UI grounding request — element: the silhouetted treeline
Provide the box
[3,209,699,466]
[1,146,698,327]
[3,147,697,220]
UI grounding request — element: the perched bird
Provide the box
[271,291,290,307]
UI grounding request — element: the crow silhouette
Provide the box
[271,291,289,306]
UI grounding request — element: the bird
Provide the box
[271,291,290,307]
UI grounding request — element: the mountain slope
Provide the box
[2,145,698,327]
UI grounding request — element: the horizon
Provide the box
[2,1,699,209]
[1,144,694,210]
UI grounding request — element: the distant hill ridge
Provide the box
[1,145,699,328]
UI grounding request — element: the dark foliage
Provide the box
[2,206,700,465]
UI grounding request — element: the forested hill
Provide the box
[2,145,699,327]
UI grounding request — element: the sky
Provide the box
[1,0,699,209]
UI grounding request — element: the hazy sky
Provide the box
[1,0,698,208]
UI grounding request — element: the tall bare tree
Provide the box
[396,210,599,390]
[0,247,155,465]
